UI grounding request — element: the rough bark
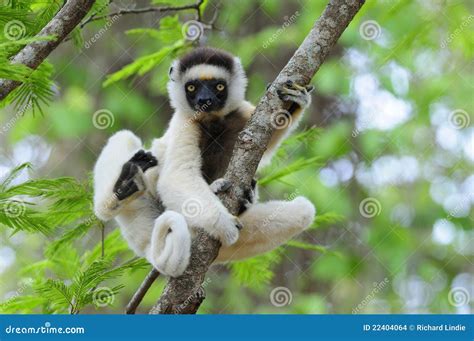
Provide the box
[150,0,365,314]
[0,0,96,100]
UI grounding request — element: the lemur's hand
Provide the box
[113,150,158,200]
[277,80,313,115]
[210,178,257,215]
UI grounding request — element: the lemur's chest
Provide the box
[198,110,247,183]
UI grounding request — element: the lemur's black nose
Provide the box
[198,97,212,106]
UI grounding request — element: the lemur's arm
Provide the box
[157,114,241,246]
[259,81,313,168]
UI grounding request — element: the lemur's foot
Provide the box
[238,178,257,215]
[276,80,313,114]
[113,150,158,200]
[129,150,158,172]
[210,178,232,194]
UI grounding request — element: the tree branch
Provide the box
[150,0,365,314]
[0,0,96,101]
[79,0,204,28]
[125,268,160,314]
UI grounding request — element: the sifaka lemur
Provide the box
[93,47,316,277]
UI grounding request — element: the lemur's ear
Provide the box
[168,66,174,81]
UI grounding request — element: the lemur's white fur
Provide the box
[93,50,315,277]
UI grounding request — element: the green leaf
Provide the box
[259,156,320,186]
[103,40,185,87]
[286,240,328,253]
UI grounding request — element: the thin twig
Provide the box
[125,268,160,314]
[80,1,204,28]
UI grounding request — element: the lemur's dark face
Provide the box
[184,78,228,113]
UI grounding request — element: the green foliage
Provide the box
[103,16,187,87]
[0,1,60,113]
[0,164,144,313]
[230,249,283,289]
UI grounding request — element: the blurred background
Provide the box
[0,0,472,314]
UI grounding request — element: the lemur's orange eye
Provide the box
[216,83,225,91]
[186,84,195,92]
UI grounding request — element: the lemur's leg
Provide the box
[216,197,316,262]
[94,130,146,221]
[94,130,191,277]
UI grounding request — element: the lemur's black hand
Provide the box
[237,178,257,215]
[113,150,158,200]
[276,80,313,115]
